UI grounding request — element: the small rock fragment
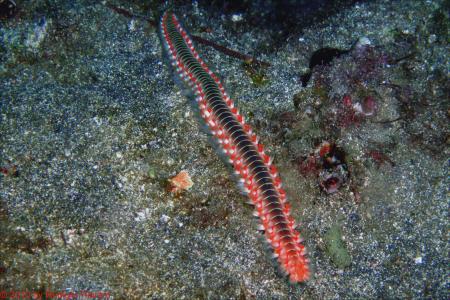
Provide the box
[168,170,193,193]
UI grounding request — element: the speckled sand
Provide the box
[1,1,448,298]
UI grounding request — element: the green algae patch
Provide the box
[324,225,351,268]
[242,61,269,86]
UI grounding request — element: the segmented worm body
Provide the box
[160,10,309,282]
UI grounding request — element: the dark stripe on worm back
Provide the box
[160,10,310,282]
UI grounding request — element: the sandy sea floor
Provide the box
[1,0,448,298]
